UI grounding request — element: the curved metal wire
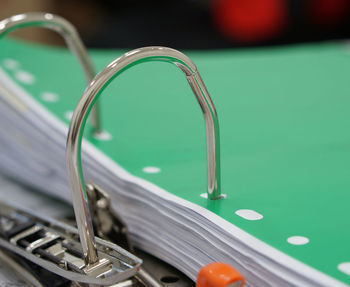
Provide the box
[0,12,101,134]
[66,46,221,265]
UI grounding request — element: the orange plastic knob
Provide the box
[196,262,245,287]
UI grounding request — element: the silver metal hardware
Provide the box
[66,47,221,268]
[0,12,101,134]
[86,183,134,252]
[87,184,163,287]
[0,249,45,287]
[0,201,142,285]
[0,175,195,287]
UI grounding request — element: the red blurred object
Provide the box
[307,0,349,27]
[213,0,287,43]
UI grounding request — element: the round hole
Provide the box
[41,92,59,103]
[235,209,263,221]
[160,276,180,284]
[287,236,309,246]
[15,70,35,85]
[142,166,161,174]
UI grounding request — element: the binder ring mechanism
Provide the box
[0,17,141,286]
[0,12,102,135]
[66,47,222,267]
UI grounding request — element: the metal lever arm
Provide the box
[66,46,221,267]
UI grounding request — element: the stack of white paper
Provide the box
[0,61,346,287]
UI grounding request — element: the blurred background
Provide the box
[1,0,350,49]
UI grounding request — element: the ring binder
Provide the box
[1,23,350,286]
[0,12,101,134]
[65,46,222,266]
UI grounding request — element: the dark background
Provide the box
[1,0,350,50]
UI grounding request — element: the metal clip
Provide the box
[86,183,134,252]
[86,184,167,287]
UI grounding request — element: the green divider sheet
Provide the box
[1,39,350,284]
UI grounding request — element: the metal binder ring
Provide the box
[0,12,101,134]
[66,46,221,265]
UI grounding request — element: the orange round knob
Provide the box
[196,262,245,287]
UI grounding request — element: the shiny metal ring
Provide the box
[66,46,221,265]
[0,12,101,134]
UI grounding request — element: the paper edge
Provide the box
[0,67,348,287]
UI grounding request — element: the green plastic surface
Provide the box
[1,39,350,284]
